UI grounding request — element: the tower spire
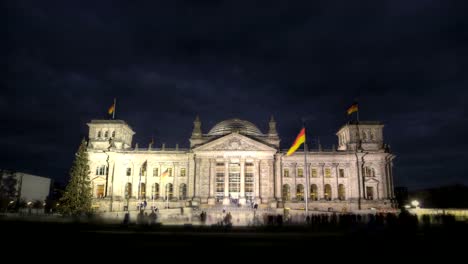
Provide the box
[268,115,278,136]
[191,115,202,138]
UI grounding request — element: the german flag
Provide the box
[108,102,115,115]
[161,168,169,179]
[286,128,306,156]
[347,103,358,115]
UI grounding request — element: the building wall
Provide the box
[0,171,51,202]
[86,120,395,212]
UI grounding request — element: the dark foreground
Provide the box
[2,217,467,259]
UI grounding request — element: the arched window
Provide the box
[282,184,290,201]
[338,184,346,200]
[165,183,173,200]
[310,184,318,201]
[104,131,109,138]
[179,183,187,200]
[112,131,116,138]
[97,131,102,138]
[324,184,332,201]
[296,184,304,201]
[151,183,159,199]
[139,183,146,199]
[125,183,132,199]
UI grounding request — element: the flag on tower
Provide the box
[286,128,306,156]
[108,98,116,119]
[108,102,115,115]
[347,102,358,115]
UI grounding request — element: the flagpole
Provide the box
[304,126,309,218]
[113,98,116,120]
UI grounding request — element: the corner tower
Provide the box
[87,120,135,150]
[336,121,384,151]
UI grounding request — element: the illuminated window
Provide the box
[96,184,104,198]
[338,184,346,200]
[310,184,317,200]
[126,168,131,176]
[139,183,146,199]
[96,165,107,176]
[153,168,159,177]
[180,168,186,177]
[284,169,289,178]
[325,168,331,178]
[339,169,345,178]
[179,184,187,200]
[296,184,304,201]
[297,168,303,177]
[216,163,225,197]
[151,183,159,199]
[324,184,332,201]
[229,163,240,193]
[282,184,290,201]
[366,186,374,200]
[165,183,173,200]
[311,168,317,178]
[125,183,132,199]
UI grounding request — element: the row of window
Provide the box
[95,166,186,177]
[283,168,346,178]
[111,182,188,200]
[282,184,346,201]
[96,130,116,139]
[283,167,377,178]
[281,184,375,201]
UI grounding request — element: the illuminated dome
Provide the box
[207,118,263,136]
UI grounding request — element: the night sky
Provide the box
[4,0,468,190]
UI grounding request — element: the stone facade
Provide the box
[86,118,395,212]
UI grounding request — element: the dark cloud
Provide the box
[4,0,468,189]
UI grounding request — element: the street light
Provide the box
[411,200,420,208]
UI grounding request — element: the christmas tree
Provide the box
[59,139,93,216]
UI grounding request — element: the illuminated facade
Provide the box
[86,117,395,212]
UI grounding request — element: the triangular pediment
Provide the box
[193,133,276,152]
[365,178,380,184]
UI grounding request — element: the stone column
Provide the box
[208,159,216,205]
[239,158,246,205]
[268,159,276,208]
[319,163,325,200]
[333,163,339,200]
[173,162,179,201]
[292,162,297,201]
[188,155,195,199]
[254,159,261,204]
[223,160,230,205]
[193,158,201,202]
[275,154,282,202]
